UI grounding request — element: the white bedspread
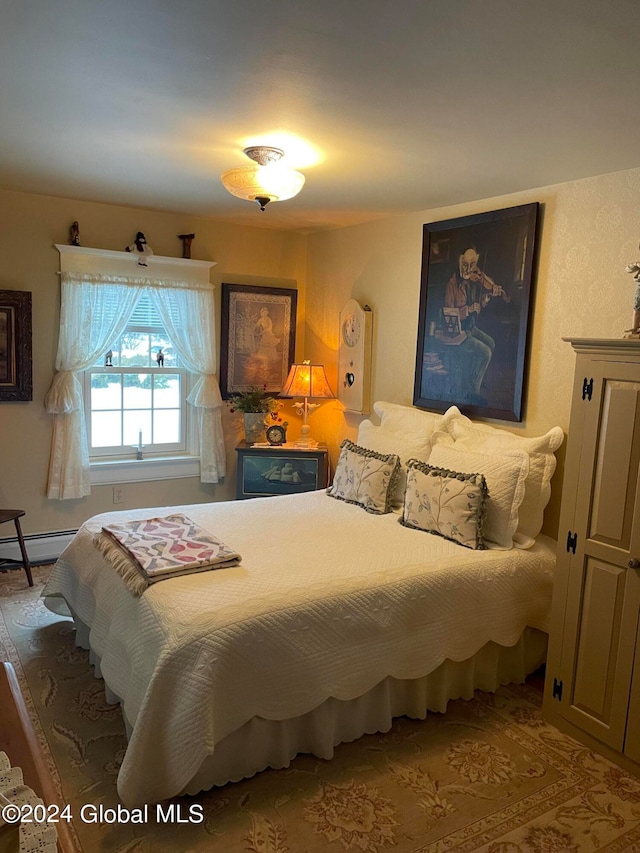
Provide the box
[43,490,556,806]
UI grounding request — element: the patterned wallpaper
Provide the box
[304,166,640,534]
[529,168,640,429]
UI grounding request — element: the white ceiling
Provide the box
[2,0,640,232]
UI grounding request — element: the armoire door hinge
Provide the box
[552,677,563,701]
[582,377,593,401]
[567,531,578,554]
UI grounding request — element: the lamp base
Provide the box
[293,437,319,449]
[294,422,318,448]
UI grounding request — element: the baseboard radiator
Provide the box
[0,529,76,564]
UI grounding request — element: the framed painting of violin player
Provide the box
[0,289,32,402]
[413,203,539,422]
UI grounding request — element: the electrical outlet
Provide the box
[113,486,125,505]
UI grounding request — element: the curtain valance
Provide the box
[61,271,213,292]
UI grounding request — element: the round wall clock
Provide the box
[266,424,287,446]
[342,314,362,347]
[338,298,373,414]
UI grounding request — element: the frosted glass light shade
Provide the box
[221,164,305,205]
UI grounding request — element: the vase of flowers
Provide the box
[227,386,288,444]
[242,413,267,444]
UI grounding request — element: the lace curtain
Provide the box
[45,272,225,500]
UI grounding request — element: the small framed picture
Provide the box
[220,284,297,398]
[0,290,32,402]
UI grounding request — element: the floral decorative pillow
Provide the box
[399,458,488,550]
[428,444,529,550]
[327,439,401,514]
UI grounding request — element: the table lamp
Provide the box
[280,360,334,447]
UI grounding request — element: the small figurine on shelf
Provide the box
[105,350,113,367]
[624,244,640,339]
[155,348,165,367]
[69,221,80,246]
[178,233,195,259]
[125,231,154,266]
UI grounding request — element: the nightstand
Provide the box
[235,442,329,499]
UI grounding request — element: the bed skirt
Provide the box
[73,617,547,797]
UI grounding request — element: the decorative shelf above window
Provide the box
[54,244,216,284]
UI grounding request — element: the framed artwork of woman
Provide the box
[220,284,298,398]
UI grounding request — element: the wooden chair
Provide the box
[0,509,33,587]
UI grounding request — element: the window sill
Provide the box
[90,455,201,485]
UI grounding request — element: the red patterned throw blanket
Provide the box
[95,513,241,596]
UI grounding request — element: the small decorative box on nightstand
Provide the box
[235,442,329,500]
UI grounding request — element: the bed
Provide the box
[42,401,564,807]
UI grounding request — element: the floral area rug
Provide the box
[2,566,640,852]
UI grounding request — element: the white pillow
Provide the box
[357,420,432,508]
[428,444,529,550]
[373,401,445,440]
[441,408,564,544]
[359,402,461,508]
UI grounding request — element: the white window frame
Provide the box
[84,319,200,487]
[85,365,189,457]
[88,379,200,485]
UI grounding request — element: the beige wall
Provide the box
[0,189,307,537]
[2,166,639,542]
[304,167,640,536]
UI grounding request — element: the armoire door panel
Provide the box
[560,554,640,750]
[589,378,640,549]
[571,559,626,727]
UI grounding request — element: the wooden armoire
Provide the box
[544,338,640,771]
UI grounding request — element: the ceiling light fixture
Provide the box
[220,146,305,211]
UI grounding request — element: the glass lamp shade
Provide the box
[221,164,305,205]
[280,363,334,399]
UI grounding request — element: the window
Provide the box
[47,246,223,500]
[84,295,188,458]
